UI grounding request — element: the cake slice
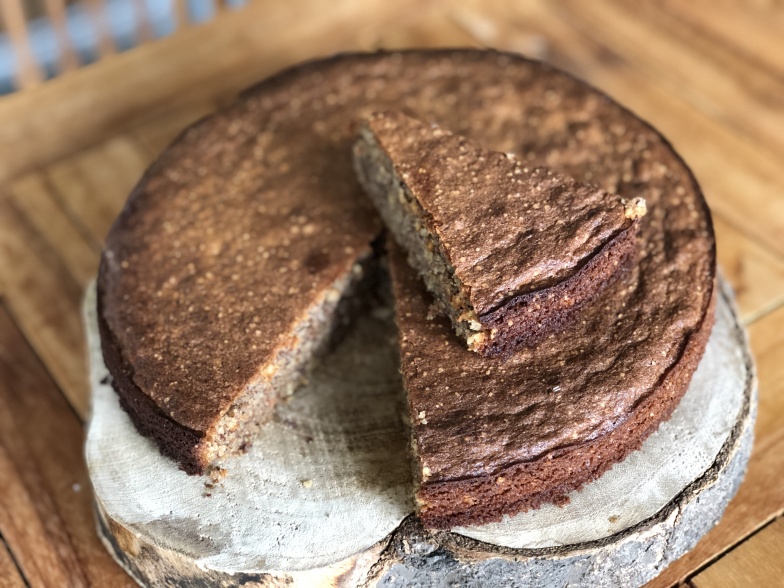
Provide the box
[388,242,714,529]
[98,252,374,475]
[354,111,647,356]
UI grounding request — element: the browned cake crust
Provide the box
[99,50,715,496]
[354,111,646,356]
[390,245,715,528]
[97,65,383,473]
[97,254,375,474]
[97,287,206,473]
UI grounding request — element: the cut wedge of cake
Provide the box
[354,111,646,356]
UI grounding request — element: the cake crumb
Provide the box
[208,467,227,485]
[624,197,647,219]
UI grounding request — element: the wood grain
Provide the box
[0,439,75,586]
[691,517,784,588]
[606,0,784,155]
[43,136,151,245]
[0,197,90,417]
[9,174,100,287]
[659,0,784,76]
[0,0,424,183]
[713,215,784,324]
[0,539,25,588]
[0,304,133,586]
[748,305,784,451]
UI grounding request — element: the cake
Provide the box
[354,110,647,356]
[98,49,715,526]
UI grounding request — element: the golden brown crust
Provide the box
[99,49,715,488]
[356,111,646,356]
[417,284,716,528]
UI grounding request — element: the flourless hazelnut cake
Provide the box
[98,50,715,528]
[354,110,647,356]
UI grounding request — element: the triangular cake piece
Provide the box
[388,242,714,529]
[354,111,646,356]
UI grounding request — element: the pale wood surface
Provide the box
[0,538,26,588]
[0,0,782,585]
[692,517,784,588]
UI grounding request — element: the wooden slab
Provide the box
[85,278,754,587]
[692,517,784,588]
[0,305,135,586]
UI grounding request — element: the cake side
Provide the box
[354,111,645,356]
[353,126,475,343]
[477,218,641,355]
[389,245,716,528]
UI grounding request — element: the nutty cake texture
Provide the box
[354,111,647,356]
[98,49,715,528]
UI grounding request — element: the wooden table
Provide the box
[0,1,782,586]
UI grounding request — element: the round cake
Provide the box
[98,50,715,526]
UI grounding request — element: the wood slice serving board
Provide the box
[84,277,756,588]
